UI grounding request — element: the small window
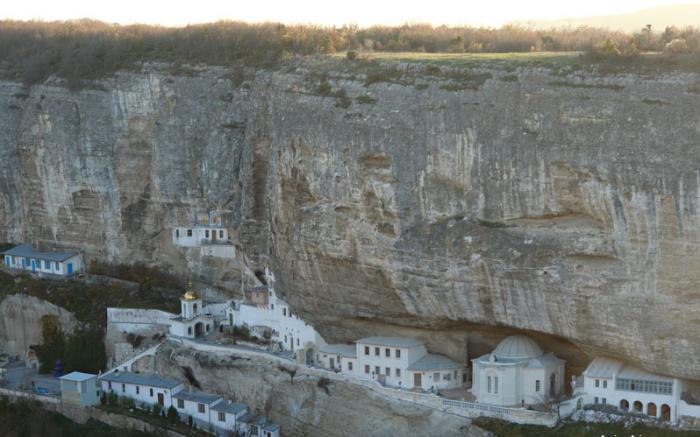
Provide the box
[602,398,607,405]
[176,229,180,238]
[487,376,492,393]
[205,230,210,238]
[385,348,390,357]
[178,399,184,409]
[374,347,380,356]
[396,368,401,377]
[535,380,540,392]
[108,381,112,390]
[595,379,600,388]
[364,365,370,374]
[297,338,300,346]
[348,362,353,371]
[495,376,498,394]
[386,367,391,376]
[136,386,140,395]
[396,349,401,358]
[121,384,125,393]
[364,346,369,355]
[150,388,153,397]
[603,380,607,389]
[454,370,457,379]
[594,397,599,404]
[283,308,287,316]
[434,372,440,382]
[198,403,205,413]
[44,260,50,269]
[54,261,60,271]
[218,412,226,422]
[375,366,380,375]
[187,229,193,237]
[219,230,224,238]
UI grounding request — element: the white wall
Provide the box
[174,397,223,429]
[582,375,679,420]
[100,379,184,409]
[5,254,84,276]
[173,227,229,248]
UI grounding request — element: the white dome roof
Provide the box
[494,335,543,360]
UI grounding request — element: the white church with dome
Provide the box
[472,335,565,406]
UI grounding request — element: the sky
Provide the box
[2,0,700,27]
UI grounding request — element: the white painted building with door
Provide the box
[472,335,565,406]
[2,244,84,276]
[99,371,185,409]
[332,337,466,391]
[173,389,224,429]
[581,357,700,422]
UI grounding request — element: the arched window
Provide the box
[494,376,498,394]
[661,404,671,421]
[193,303,198,314]
[647,402,657,417]
[487,376,492,393]
[619,399,629,411]
[633,401,643,412]
[550,373,556,395]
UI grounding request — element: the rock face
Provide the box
[0,294,78,356]
[150,343,487,437]
[1,61,699,380]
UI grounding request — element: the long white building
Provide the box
[581,357,700,422]
[320,337,465,391]
[99,371,185,409]
[2,244,84,276]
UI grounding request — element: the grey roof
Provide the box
[525,353,565,369]
[618,365,674,382]
[173,390,222,405]
[239,413,280,432]
[320,344,357,357]
[211,401,247,415]
[357,337,423,348]
[494,335,543,360]
[60,372,97,382]
[407,353,463,371]
[100,372,182,389]
[584,357,624,379]
[2,244,79,262]
[253,286,270,292]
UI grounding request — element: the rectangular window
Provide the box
[375,366,380,375]
[218,412,226,422]
[150,388,153,397]
[205,230,210,238]
[495,376,498,394]
[603,380,607,389]
[121,384,125,393]
[219,230,224,238]
[178,399,184,408]
[594,397,599,404]
[44,260,50,269]
[375,347,380,356]
[348,362,353,371]
[187,229,193,237]
[54,261,60,271]
[433,372,440,382]
[396,349,401,358]
[297,338,300,346]
[364,346,369,355]
[595,379,600,388]
[283,308,287,316]
[386,367,391,376]
[602,398,607,405]
[198,403,205,413]
[535,380,540,392]
[136,386,140,395]
[396,369,401,377]
[108,381,112,390]
[385,348,390,357]
[364,365,370,374]
[454,370,457,379]
[487,376,491,393]
[176,229,180,238]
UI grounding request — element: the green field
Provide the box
[473,417,700,437]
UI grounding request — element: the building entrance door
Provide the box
[329,358,335,369]
[31,259,36,271]
[157,393,164,406]
[414,373,422,388]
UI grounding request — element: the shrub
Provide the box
[664,38,689,55]
[167,406,179,423]
[346,50,358,60]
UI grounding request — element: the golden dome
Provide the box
[182,281,200,300]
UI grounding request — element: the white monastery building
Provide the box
[320,337,465,391]
[172,210,236,259]
[581,357,700,422]
[2,244,84,276]
[169,286,217,338]
[227,268,326,357]
[100,371,185,409]
[472,335,565,406]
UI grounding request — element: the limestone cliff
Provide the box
[1,60,699,380]
[149,343,487,437]
[0,294,78,356]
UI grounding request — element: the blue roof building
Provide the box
[2,244,84,276]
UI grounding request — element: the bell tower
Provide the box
[180,281,202,320]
